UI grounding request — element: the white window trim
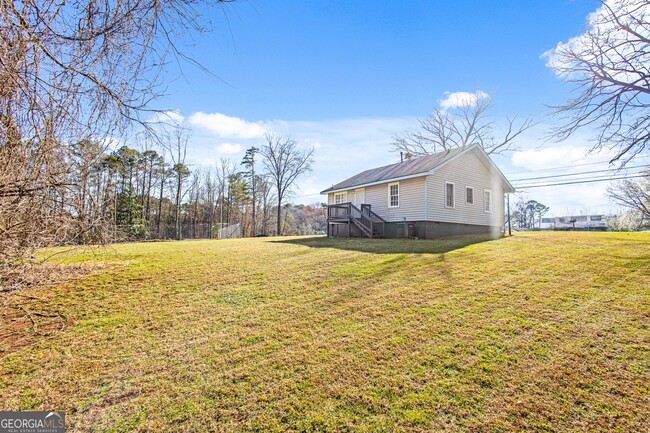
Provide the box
[388,182,400,208]
[483,189,492,213]
[445,182,455,209]
[466,186,474,205]
[333,192,347,204]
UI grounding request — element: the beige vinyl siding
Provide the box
[427,147,505,226]
[364,176,426,222]
[328,190,355,205]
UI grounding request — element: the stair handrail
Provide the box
[349,202,374,236]
[360,204,386,223]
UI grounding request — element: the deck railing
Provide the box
[327,202,385,238]
[327,203,353,219]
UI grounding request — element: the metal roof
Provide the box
[321,146,470,194]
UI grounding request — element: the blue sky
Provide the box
[149,0,648,216]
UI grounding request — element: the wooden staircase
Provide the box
[327,202,385,238]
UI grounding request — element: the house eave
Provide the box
[320,172,429,195]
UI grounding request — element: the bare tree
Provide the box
[215,158,235,229]
[546,0,650,164]
[257,175,276,236]
[203,167,218,238]
[151,157,171,237]
[260,133,314,236]
[608,209,646,230]
[0,0,235,279]
[162,126,191,240]
[393,91,534,156]
[607,170,650,220]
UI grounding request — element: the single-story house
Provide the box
[320,144,514,239]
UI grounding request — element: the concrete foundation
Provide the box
[328,220,502,239]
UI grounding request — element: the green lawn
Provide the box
[1,232,648,432]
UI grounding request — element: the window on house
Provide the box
[466,186,474,204]
[445,182,455,208]
[590,215,602,221]
[388,182,399,207]
[334,192,347,204]
[484,190,492,213]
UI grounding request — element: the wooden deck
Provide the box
[327,202,385,238]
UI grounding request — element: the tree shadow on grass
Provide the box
[272,234,500,254]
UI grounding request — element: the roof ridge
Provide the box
[321,147,469,194]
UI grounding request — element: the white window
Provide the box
[334,192,347,204]
[466,186,474,204]
[388,182,399,207]
[483,189,492,213]
[445,182,455,208]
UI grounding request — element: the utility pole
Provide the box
[507,193,512,236]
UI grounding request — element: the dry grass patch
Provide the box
[1,250,116,356]
[0,232,648,432]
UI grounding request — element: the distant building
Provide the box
[540,215,609,231]
[540,217,555,230]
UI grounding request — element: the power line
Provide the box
[504,156,650,176]
[292,192,322,199]
[510,164,649,182]
[515,174,647,189]
[504,159,616,175]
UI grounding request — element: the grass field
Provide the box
[1,232,649,432]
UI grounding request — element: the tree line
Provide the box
[45,130,320,245]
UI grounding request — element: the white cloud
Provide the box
[512,146,587,170]
[439,90,489,110]
[543,0,649,81]
[216,142,242,154]
[188,112,265,139]
[511,145,618,170]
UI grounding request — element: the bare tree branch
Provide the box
[393,91,534,156]
[260,133,314,236]
[547,0,650,165]
[607,170,650,219]
[0,0,235,270]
